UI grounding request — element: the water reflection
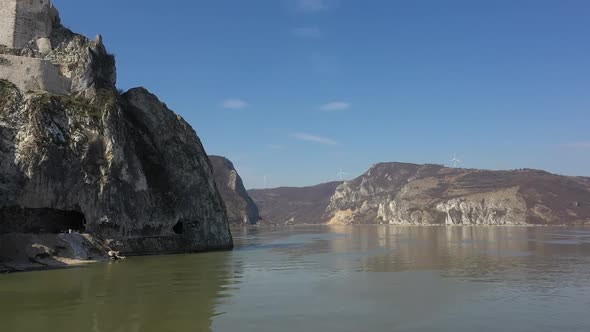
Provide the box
[218,226,590,331]
[234,226,590,283]
[0,252,240,332]
[2,226,590,332]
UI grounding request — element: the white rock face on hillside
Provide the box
[324,162,590,225]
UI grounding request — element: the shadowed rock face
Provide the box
[0,82,233,255]
[209,156,261,225]
[248,182,343,225]
[0,2,232,268]
[325,163,590,225]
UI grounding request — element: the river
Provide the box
[1,225,590,331]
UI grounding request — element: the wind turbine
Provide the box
[451,153,462,168]
[337,169,348,181]
[263,175,270,188]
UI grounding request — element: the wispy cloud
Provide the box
[220,99,249,110]
[292,26,322,39]
[291,132,338,145]
[560,141,590,148]
[296,0,337,12]
[319,101,351,111]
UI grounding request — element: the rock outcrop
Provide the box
[249,162,590,226]
[0,2,233,271]
[0,81,232,257]
[209,156,261,225]
[248,182,343,225]
[325,163,590,225]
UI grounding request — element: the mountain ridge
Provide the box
[249,161,590,225]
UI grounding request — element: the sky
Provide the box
[52,0,590,188]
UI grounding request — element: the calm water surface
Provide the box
[2,226,590,331]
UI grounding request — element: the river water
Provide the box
[1,226,590,331]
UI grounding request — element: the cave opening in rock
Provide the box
[0,207,86,234]
[173,221,184,234]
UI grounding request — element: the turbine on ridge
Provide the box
[451,153,462,168]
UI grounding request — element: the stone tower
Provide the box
[0,0,59,49]
[0,0,115,95]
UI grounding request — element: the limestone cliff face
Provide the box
[209,156,261,225]
[46,27,116,93]
[325,163,590,225]
[0,3,232,269]
[0,80,232,255]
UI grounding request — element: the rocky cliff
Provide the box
[0,81,232,259]
[249,163,590,226]
[0,4,232,271]
[325,163,590,225]
[248,182,343,225]
[209,156,261,225]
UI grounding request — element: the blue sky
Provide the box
[53,0,590,188]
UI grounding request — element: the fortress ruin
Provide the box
[0,0,114,95]
[0,0,59,50]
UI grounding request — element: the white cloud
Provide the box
[221,99,249,110]
[560,141,590,148]
[291,132,338,145]
[296,0,337,12]
[319,101,351,111]
[292,26,322,39]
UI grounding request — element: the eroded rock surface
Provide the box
[325,163,590,225]
[210,156,261,225]
[0,82,232,257]
[250,162,590,226]
[0,3,233,271]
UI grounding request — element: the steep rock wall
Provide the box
[0,81,233,254]
[209,156,261,225]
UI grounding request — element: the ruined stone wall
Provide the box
[13,0,55,49]
[0,0,17,48]
[0,54,71,94]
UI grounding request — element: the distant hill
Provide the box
[248,181,343,225]
[249,162,590,225]
[210,156,262,225]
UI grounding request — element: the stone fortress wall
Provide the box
[0,0,17,48]
[0,54,71,94]
[13,0,58,49]
[0,0,71,94]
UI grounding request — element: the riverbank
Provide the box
[0,258,101,274]
[0,232,234,274]
[0,232,111,274]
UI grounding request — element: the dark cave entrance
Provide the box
[172,221,184,234]
[0,207,86,234]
